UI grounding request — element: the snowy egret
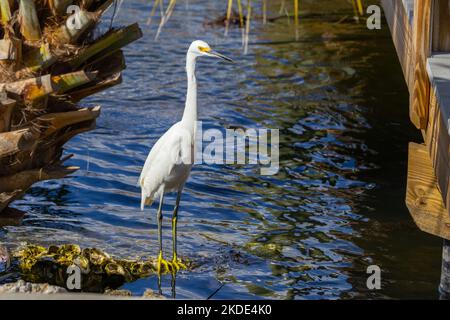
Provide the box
[139,40,232,273]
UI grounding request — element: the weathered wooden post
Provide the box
[440,240,450,299]
[429,1,450,299]
[382,0,450,298]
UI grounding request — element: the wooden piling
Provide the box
[381,0,450,297]
[440,240,450,299]
[406,143,450,239]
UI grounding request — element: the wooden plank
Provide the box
[406,142,450,239]
[411,0,432,129]
[432,0,450,52]
[381,0,414,92]
[425,84,437,155]
[427,89,447,202]
[423,93,445,194]
[427,54,450,128]
[427,55,450,212]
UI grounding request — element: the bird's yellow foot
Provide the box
[171,254,187,271]
[157,251,172,274]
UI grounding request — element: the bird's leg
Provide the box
[156,191,171,274]
[171,189,187,270]
[171,272,176,299]
[157,273,163,295]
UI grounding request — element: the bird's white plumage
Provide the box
[138,40,231,213]
[139,122,194,210]
[137,40,232,272]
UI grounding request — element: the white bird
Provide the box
[138,40,233,273]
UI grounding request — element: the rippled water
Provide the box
[0,0,444,299]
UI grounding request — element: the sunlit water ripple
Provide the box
[0,0,443,299]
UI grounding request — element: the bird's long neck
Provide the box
[181,53,197,129]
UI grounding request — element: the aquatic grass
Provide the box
[147,0,300,50]
[262,0,267,24]
[225,0,233,36]
[294,0,299,40]
[351,0,365,22]
[146,1,364,50]
[155,0,177,40]
[356,0,364,16]
[224,0,253,53]
[237,0,244,28]
[279,0,286,14]
[146,0,161,25]
[351,0,359,21]
[237,0,245,46]
[244,0,252,54]
[147,0,177,40]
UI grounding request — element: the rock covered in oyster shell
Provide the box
[12,244,158,292]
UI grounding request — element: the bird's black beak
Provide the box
[209,50,234,63]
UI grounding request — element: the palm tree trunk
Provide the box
[0,0,142,213]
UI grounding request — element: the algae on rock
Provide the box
[13,244,160,292]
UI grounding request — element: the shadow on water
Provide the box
[0,0,442,299]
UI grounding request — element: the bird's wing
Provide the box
[138,131,166,188]
[138,122,193,195]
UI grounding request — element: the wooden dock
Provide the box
[381,0,450,297]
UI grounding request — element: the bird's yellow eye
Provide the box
[198,46,211,53]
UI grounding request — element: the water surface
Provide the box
[0,0,442,299]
